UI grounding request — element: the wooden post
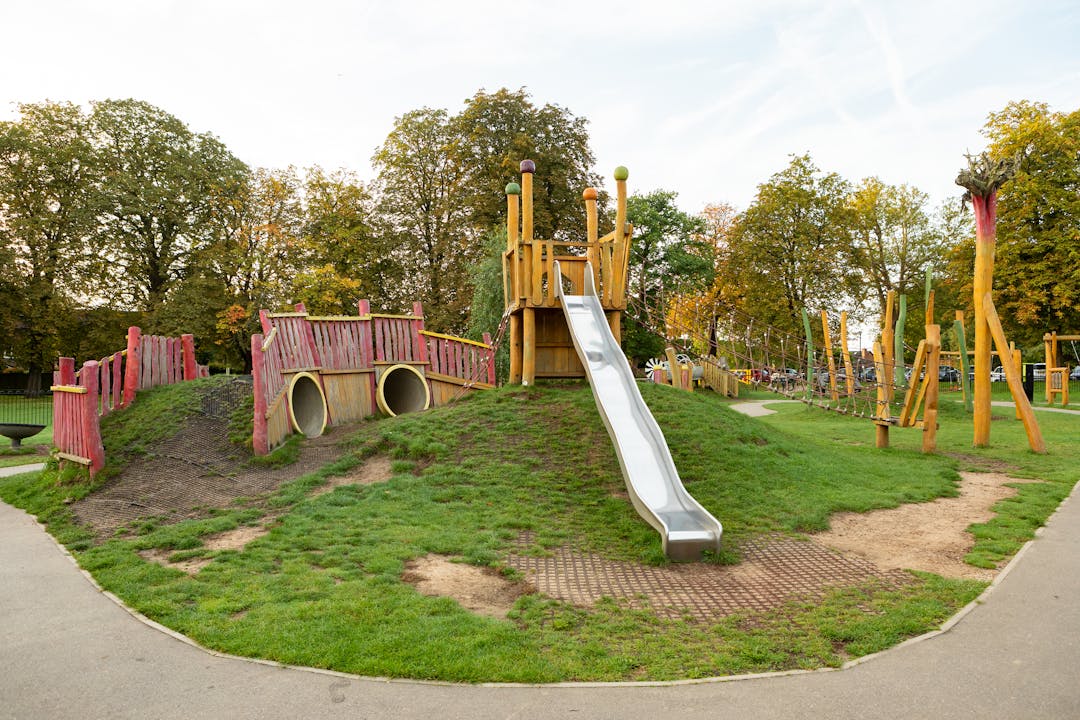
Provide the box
[1044,331,1055,402]
[506,181,521,305]
[840,311,854,398]
[983,292,1045,453]
[584,187,599,291]
[802,308,815,401]
[509,314,522,385]
[181,334,197,381]
[892,294,906,397]
[122,326,141,407]
[81,360,106,474]
[612,166,629,308]
[521,160,540,305]
[821,310,838,402]
[665,347,686,391]
[522,307,536,386]
[872,341,889,448]
[971,195,996,447]
[882,292,895,403]
[955,311,972,413]
[922,325,940,453]
[251,333,268,456]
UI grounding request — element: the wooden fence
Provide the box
[252,300,495,454]
[51,328,208,476]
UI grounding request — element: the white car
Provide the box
[990,367,1007,382]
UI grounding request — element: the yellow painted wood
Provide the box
[306,315,364,322]
[899,340,927,427]
[266,312,308,318]
[840,312,855,397]
[820,310,838,402]
[872,340,889,447]
[260,326,278,352]
[55,451,92,465]
[418,330,491,348]
[369,313,423,321]
[983,292,1045,453]
[50,385,88,394]
[922,324,940,453]
[882,291,895,403]
[523,307,536,385]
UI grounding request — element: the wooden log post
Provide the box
[955,311,973,413]
[801,309,815,402]
[182,334,197,380]
[840,311,854,398]
[922,325,941,453]
[251,333,269,456]
[892,294,906,396]
[122,326,141,407]
[81,360,106,474]
[872,341,889,448]
[506,181,521,305]
[522,308,536,386]
[1044,331,1056,402]
[983,292,1045,453]
[584,187,599,290]
[612,166,629,309]
[521,160,540,305]
[821,310,838,403]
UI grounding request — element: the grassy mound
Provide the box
[7,378,1072,681]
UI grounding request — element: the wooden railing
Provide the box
[51,328,208,476]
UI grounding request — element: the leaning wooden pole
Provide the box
[984,293,1046,453]
[955,152,1019,448]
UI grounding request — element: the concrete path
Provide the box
[728,400,801,417]
[992,400,1080,416]
[2,467,1080,718]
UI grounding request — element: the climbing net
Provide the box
[628,289,919,421]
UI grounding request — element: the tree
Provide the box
[89,99,249,321]
[293,166,402,314]
[0,101,98,392]
[725,154,858,336]
[452,88,603,244]
[622,189,710,363]
[979,101,1080,346]
[372,108,473,332]
[176,166,302,371]
[849,178,945,324]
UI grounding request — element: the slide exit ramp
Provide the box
[554,261,723,561]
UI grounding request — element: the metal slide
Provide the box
[554,261,723,561]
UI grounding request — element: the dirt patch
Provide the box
[138,548,213,575]
[311,455,394,497]
[402,554,532,619]
[814,472,1039,580]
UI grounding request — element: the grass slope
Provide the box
[5,378,1070,682]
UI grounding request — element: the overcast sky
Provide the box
[4,0,1079,213]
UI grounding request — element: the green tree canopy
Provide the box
[980,100,1080,344]
[0,101,99,389]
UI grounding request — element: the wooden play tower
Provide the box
[503,160,632,384]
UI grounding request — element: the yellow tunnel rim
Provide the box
[287,371,328,436]
[376,363,431,417]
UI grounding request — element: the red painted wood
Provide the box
[182,334,197,380]
[59,357,76,385]
[81,360,106,474]
[251,334,269,456]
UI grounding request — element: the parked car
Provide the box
[990,366,1007,382]
[1030,363,1046,380]
[939,366,960,383]
[1071,366,1080,381]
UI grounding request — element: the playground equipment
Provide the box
[555,260,722,560]
[502,161,722,561]
[502,161,631,385]
[1044,332,1079,406]
[50,328,209,476]
[252,300,494,455]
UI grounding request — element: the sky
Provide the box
[3,0,1079,213]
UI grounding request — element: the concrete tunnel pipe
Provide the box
[376,364,431,417]
[287,372,328,438]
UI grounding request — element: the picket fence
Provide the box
[51,327,208,475]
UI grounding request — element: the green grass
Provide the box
[1,378,1075,682]
[0,394,53,457]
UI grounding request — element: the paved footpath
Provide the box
[2,463,1079,720]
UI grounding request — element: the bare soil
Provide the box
[401,555,533,619]
[814,471,1039,580]
[310,455,394,497]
